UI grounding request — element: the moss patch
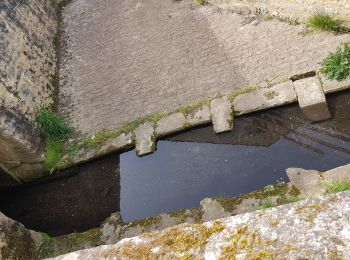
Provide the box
[102,221,224,259]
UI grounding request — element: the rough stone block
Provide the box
[156,113,186,137]
[134,123,156,156]
[210,96,233,133]
[293,77,331,122]
[99,132,134,154]
[233,81,297,115]
[185,105,211,127]
[324,163,350,183]
[286,168,324,196]
[319,73,350,94]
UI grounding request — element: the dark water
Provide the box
[0,90,349,235]
[120,91,350,221]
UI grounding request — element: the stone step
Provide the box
[210,96,233,133]
[134,123,156,156]
[293,76,331,122]
[155,113,186,137]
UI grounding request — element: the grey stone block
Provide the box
[210,96,233,133]
[233,81,297,115]
[98,132,134,154]
[319,73,350,94]
[324,163,350,183]
[156,113,186,137]
[134,123,156,156]
[186,105,211,127]
[286,168,324,196]
[293,77,331,122]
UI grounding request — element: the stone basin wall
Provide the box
[209,0,350,21]
[0,0,58,181]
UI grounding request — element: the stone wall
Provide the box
[0,0,58,181]
[209,0,350,21]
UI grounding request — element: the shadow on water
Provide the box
[0,90,349,235]
[121,90,350,222]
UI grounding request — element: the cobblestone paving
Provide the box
[59,0,350,134]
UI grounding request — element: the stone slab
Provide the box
[233,81,297,115]
[134,123,156,156]
[98,132,134,154]
[50,192,350,260]
[210,96,233,133]
[186,105,211,127]
[155,113,186,137]
[324,163,350,183]
[293,77,331,122]
[319,73,350,94]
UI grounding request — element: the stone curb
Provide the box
[233,80,297,115]
[57,70,350,169]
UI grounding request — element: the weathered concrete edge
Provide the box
[49,190,350,259]
[57,72,350,170]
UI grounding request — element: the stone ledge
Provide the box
[49,191,350,259]
[319,73,350,94]
[156,113,186,137]
[233,80,297,115]
[57,70,348,170]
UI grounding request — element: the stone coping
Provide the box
[57,71,350,170]
[49,190,350,259]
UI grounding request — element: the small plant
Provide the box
[195,0,207,5]
[36,108,74,171]
[263,184,275,194]
[324,180,350,194]
[260,199,274,209]
[320,44,350,81]
[36,108,73,142]
[308,14,349,33]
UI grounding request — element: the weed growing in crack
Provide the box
[308,14,349,33]
[321,44,350,81]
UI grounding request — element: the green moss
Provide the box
[195,0,207,5]
[129,215,162,228]
[44,140,61,171]
[38,228,102,259]
[177,100,210,117]
[324,180,350,194]
[228,85,259,103]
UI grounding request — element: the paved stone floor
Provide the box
[59,0,350,134]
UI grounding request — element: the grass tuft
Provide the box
[320,44,350,81]
[324,180,350,194]
[308,14,349,33]
[36,108,74,171]
[195,0,207,5]
[36,108,73,142]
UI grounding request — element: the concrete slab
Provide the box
[98,132,134,154]
[324,164,350,183]
[185,105,211,127]
[293,77,331,122]
[210,96,233,133]
[233,81,297,115]
[155,113,186,137]
[319,73,350,94]
[134,123,155,156]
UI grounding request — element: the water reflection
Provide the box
[121,91,350,222]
